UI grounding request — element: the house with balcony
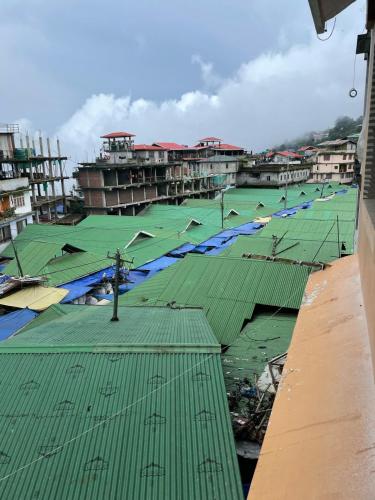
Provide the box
[0,176,33,252]
[312,138,356,183]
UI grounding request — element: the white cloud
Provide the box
[24,28,363,172]
[192,54,224,90]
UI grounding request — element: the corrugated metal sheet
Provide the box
[3,241,65,277]
[0,306,242,499]
[259,217,355,253]
[222,235,340,262]
[119,254,309,344]
[19,304,84,332]
[41,252,109,286]
[2,306,218,350]
[0,286,69,311]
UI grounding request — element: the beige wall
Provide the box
[358,199,375,367]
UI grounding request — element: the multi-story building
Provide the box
[236,162,311,187]
[312,139,356,183]
[0,124,69,222]
[0,176,33,252]
[76,133,245,215]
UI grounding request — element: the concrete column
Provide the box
[47,138,57,217]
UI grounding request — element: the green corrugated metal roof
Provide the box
[221,235,341,262]
[2,241,66,277]
[1,306,218,352]
[40,252,111,286]
[259,217,355,253]
[222,312,297,390]
[0,306,242,499]
[19,304,86,332]
[119,254,309,344]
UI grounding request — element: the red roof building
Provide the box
[153,142,189,151]
[133,144,165,151]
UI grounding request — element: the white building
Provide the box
[0,177,33,252]
[312,139,356,184]
[237,163,311,187]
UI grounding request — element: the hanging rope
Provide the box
[349,52,358,98]
[317,17,336,42]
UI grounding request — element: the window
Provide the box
[226,163,229,169]
[343,154,347,160]
[0,225,11,243]
[323,154,330,161]
[12,194,25,208]
[334,165,338,169]
[266,175,271,181]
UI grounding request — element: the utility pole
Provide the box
[284,160,289,210]
[336,215,341,258]
[321,180,325,198]
[107,249,133,321]
[220,190,224,229]
[107,248,122,322]
[11,238,23,277]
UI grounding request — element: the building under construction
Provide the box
[75,133,245,215]
[0,124,69,223]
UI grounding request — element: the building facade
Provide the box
[312,139,356,183]
[237,163,311,187]
[0,124,69,222]
[0,176,33,252]
[76,133,245,215]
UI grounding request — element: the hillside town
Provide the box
[0,1,374,499]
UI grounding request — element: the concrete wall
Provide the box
[358,199,375,363]
[237,168,310,186]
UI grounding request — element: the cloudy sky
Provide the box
[1,0,367,164]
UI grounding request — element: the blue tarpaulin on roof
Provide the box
[191,245,210,254]
[137,256,179,272]
[232,222,263,235]
[59,284,93,303]
[273,208,298,217]
[61,266,115,289]
[298,201,313,209]
[168,243,197,256]
[0,308,38,340]
[199,236,230,247]
[205,236,239,255]
[124,270,150,290]
[335,189,348,195]
[215,229,239,238]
